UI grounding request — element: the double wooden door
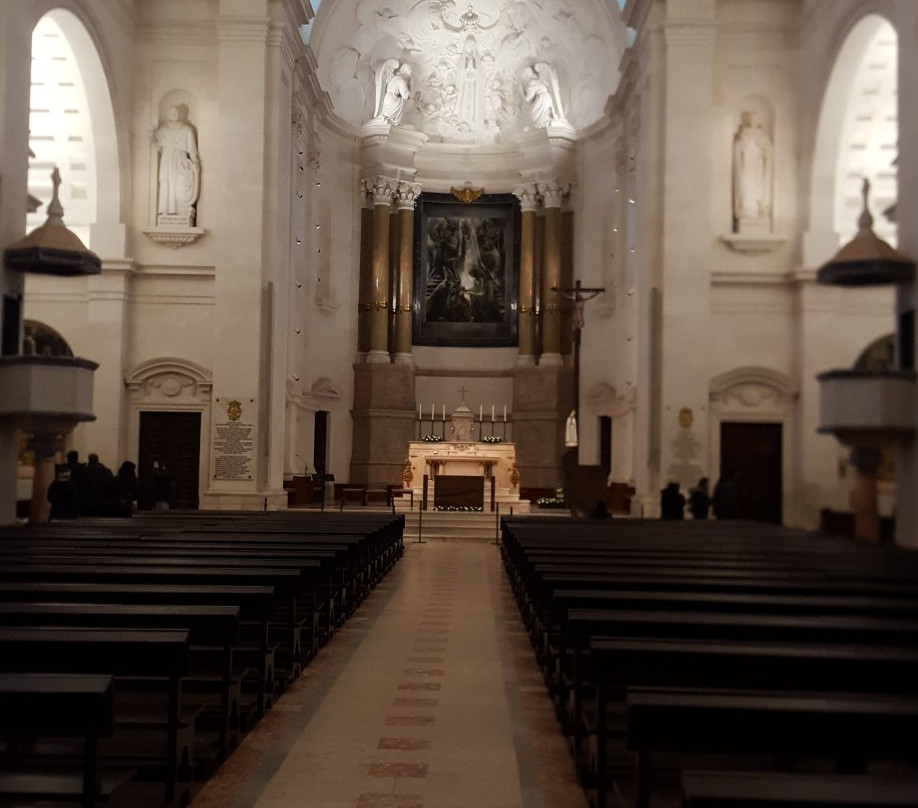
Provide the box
[138,411,201,510]
[719,421,782,524]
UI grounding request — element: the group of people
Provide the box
[660,473,741,521]
[46,451,175,521]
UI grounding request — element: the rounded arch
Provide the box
[125,357,213,395]
[807,12,898,264]
[27,5,123,252]
[853,332,896,371]
[22,319,74,357]
[710,366,798,406]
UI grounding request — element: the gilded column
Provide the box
[513,183,539,365]
[367,176,395,363]
[393,181,421,364]
[357,179,374,357]
[539,179,568,365]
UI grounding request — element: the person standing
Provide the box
[660,482,686,520]
[689,477,711,520]
[712,471,740,520]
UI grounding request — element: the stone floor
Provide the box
[188,539,588,808]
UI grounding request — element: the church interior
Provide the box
[2,0,918,806]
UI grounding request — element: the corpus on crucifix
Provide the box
[551,279,605,448]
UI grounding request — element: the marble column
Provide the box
[539,180,567,366]
[357,180,374,358]
[848,445,884,543]
[513,183,539,366]
[393,181,421,365]
[367,176,395,363]
[28,434,60,524]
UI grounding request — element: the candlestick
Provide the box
[491,405,495,422]
[503,405,507,422]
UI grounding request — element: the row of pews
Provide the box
[0,509,404,808]
[500,515,918,808]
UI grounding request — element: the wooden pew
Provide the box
[0,627,191,806]
[0,672,135,808]
[681,770,918,808]
[588,638,918,808]
[0,602,240,761]
[627,687,918,808]
[0,563,305,715]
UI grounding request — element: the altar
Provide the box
[404,440,530,512]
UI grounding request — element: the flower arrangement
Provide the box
[435,505,484,512]
[536,486,567,509]
[481,435,502,444]
[422,435,443,442]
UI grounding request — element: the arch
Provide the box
[806,13,898,264]
[27,6,122,252]
[125,357,213,398]
[709,366,798,408]
[709,366,799,525]
[854,333,896,371]
[22,319,74,357]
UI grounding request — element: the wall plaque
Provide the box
[212,396,256,480]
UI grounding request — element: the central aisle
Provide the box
[190,540,587,808]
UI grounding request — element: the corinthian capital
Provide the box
[513,183,540,212]
[362,175,396,206]
[538,179,572,209]
[395,181,422,210]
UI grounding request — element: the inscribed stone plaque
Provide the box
[212,397,256,480]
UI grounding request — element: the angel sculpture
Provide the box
[372,58,413,126]
[522,62,566,129]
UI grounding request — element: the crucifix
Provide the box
[551,279,605,447]
[457,385,468,404]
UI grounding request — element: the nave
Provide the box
[188,540,587,808]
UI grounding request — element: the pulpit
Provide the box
[404,440,530,512]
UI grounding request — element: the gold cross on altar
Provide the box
[458,385,468,403]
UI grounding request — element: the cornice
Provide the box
[216,16,271,43]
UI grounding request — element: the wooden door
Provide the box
[138,411,201,510]
[719,421,782,524]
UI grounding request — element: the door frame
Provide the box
[709,367,798,525]
[126,357,213,506]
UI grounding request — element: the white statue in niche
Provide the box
[154,106,200,227]
[732,110,773,233]
[372,59,413,126]
[522,62,565,129]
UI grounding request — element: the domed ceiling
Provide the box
[308,0,628,144]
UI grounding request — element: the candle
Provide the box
[442,404,446,420]
[430,404,434,420]
[479,405,483,421]
[491,405,495,422]
[419,404,422,420]
[503,405,507,422]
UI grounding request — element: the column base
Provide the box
[199,489,290,511]
[515,354,537,367]
[366,350,391,365]
[392,352,415,366]
[539,352,564,368]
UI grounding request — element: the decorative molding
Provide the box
[125,356,213,403]
[143,227,206,249]
[720,233,786,254]
[710,366,797,415]
[586,381,636,416]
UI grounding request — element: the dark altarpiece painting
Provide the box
[412,192,520,347]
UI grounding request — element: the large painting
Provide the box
[413,192,519,347]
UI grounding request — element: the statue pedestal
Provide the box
[405,441,529,512]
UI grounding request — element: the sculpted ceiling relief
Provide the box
[314,0,622,144]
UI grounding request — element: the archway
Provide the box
[807,14,898,264]
[27,8,121,251]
